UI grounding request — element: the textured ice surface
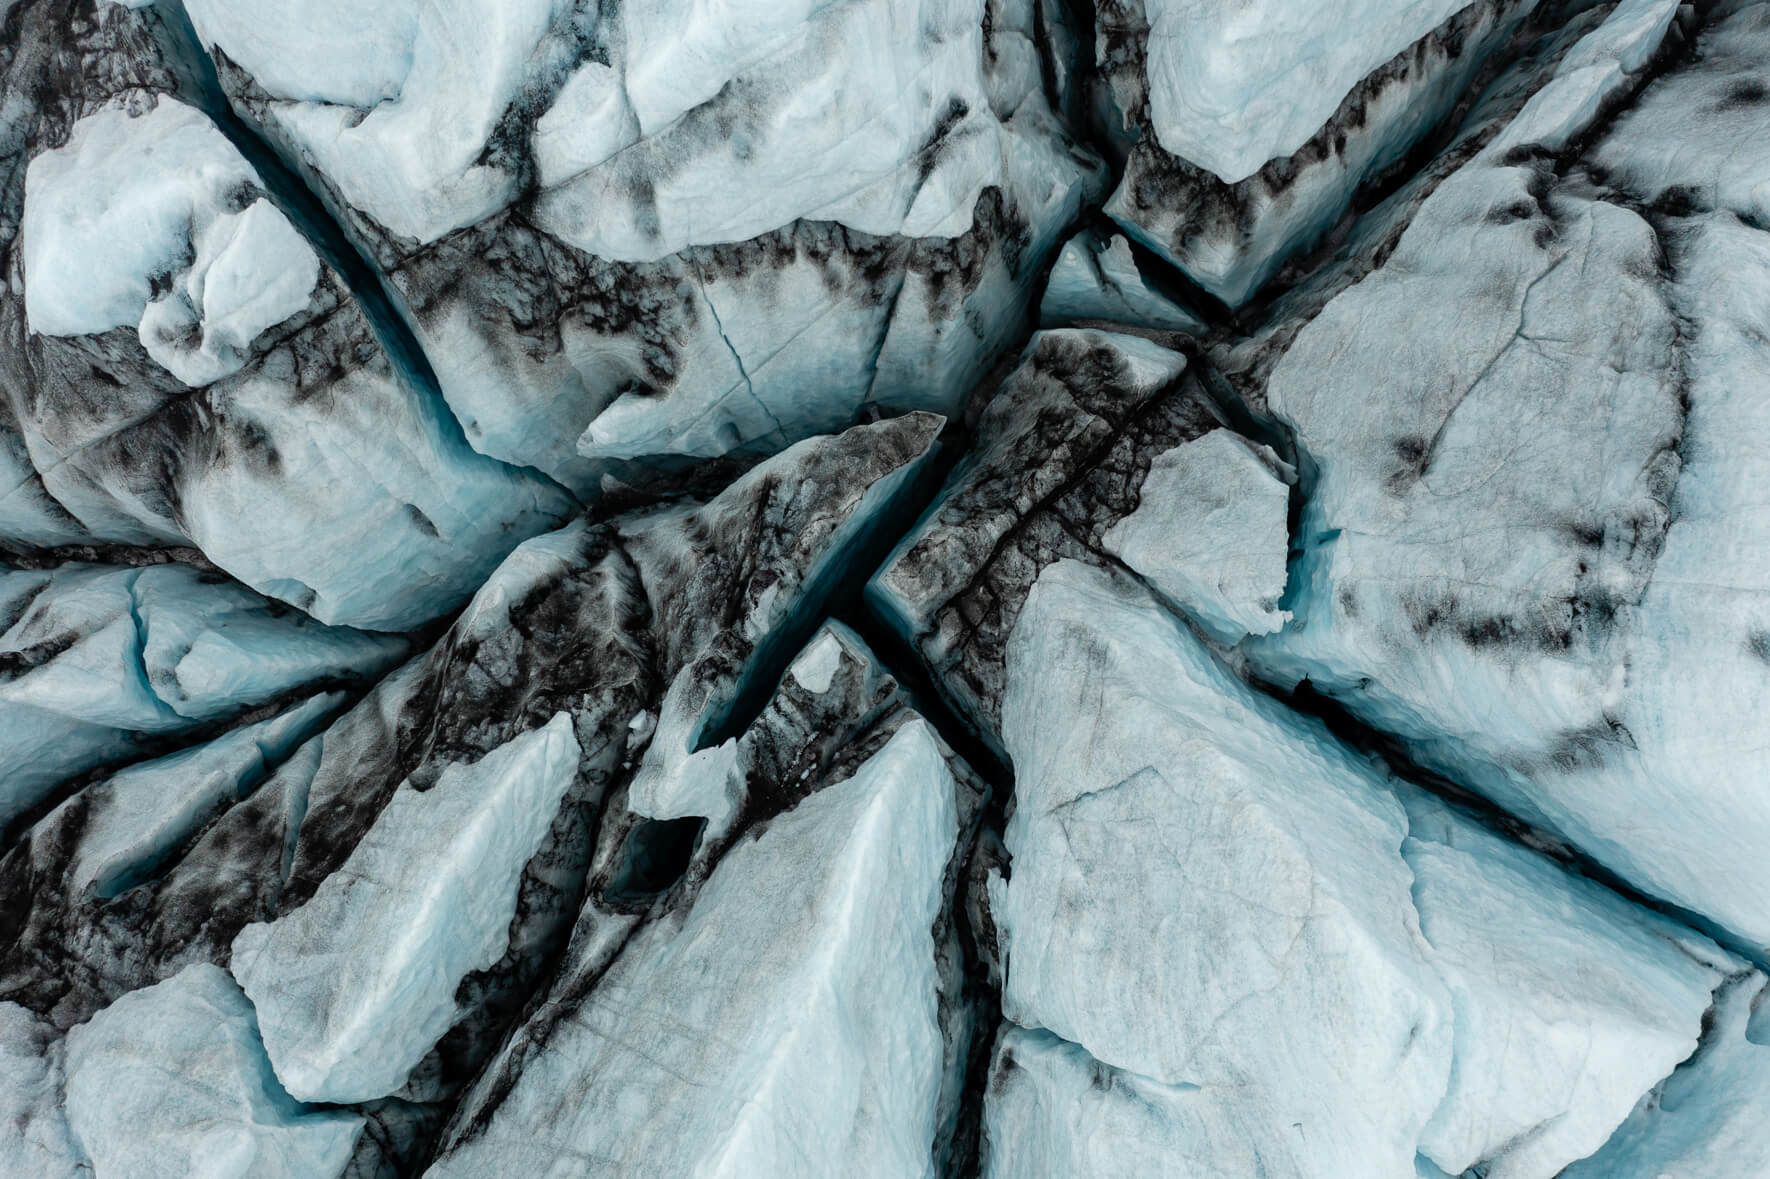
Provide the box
[0,6,576,631]
[619,413,942,841]
[0,562,403,828]
[23,100,319,385]
[0,1002,78,1178]
[232,713,581,1103]
[987,560,1731,1177]
[63,965,364,1178]
[429,720,962,1179]
[9,0,1770,1173]
[1101,428,1293,642]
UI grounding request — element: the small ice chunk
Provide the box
[788,628,847,695]
[231,713,581,1103]
[1040,231,1205,334]
[22,100,318,384]
[1102,429,1293,643]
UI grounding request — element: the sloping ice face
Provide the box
[4,0,1770,1175]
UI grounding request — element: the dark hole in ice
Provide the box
[603,817,706,904]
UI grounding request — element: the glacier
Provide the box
[4,0,1770,1174]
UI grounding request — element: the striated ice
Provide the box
[231,713,581,1104]
[428,720,961,1179]
[61,692,343,901]
[0,562,403,828]
[1100,0,1543,303]
[989,560,1731,1177]
[186,0,559,245]
[995,560,1453,1176]
[186,0,1099,473]
[8,0,1770,1173]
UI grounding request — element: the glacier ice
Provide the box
[1561,969,1770,1179]
[1244,0,1770,950]
[232,713,581,1104]
[7,0,1770,1173]
[54,691,343,902]
[184,0,1102,476]
[1137,0,1478,185]
[429,720,967,1179]
[0,1001,79,1179]
[0,560,403,829]
[1100,427,1293,642]
[64,965,364,1179]
[985,558,1736,1178]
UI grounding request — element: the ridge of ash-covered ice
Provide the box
[1094,0,1560,304]
[429,639,987,1178]
[1,0,575,630]
[180,0,1104,479]
[0,558,405,832]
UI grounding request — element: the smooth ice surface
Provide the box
[231,713,581,1103]
[63,964,363,1178]
[991,560,1727,1177]
[0,563,403,828]
[1141,0,1471,183]
[23,100,319,385]
[429,720,960,1179]
[1101,428,1293,643]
